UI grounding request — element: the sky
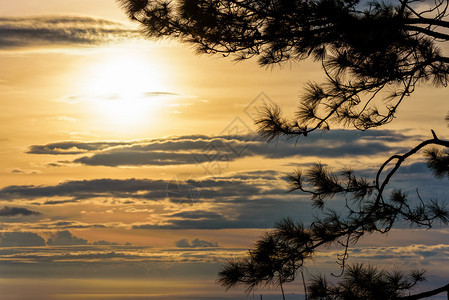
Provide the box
[0,0,448,299]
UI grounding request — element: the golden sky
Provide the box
[0,0,448,299]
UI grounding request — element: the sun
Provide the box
[81,52,171,132]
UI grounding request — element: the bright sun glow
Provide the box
[82,53,171,132]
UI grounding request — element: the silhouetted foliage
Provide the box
[216,133,449,297]
[308,263,426,300]
[120,0,449,134]
[425,146,449,178]
[119,0,449,298]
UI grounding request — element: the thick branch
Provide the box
[376,133,449,194]
[405,17,449,29]
[399,283,449,299]
[404,25,449,40]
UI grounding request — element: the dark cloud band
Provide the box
[29,130,409,167]
[0,16,140,50]
[0,206,40,217]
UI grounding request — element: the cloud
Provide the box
[23,220,107,230]
[170,211,224,220]
[345,244,449,263]
[27,141,128,155]
[0,206,40,217]
[56,91,184,105]
[1,242,449,298]
[93,240,119,245]
[46,230,88,246]
[134,210,238,230]
[0,244,240,263]
[0,16,140,50]
[0,170,309,230]
[28,129,410,167]
[9,168,39,175]
[77,131,400,166]
[0,178,167,201]
[175,238,218,248]
[0,232,46,247]
[0,170,285,205]
[0,163,444,230]
[132,195,312,229]
[74,150,199,166]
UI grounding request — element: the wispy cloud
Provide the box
[0,16,140,50]
[0,170,288,203]
[0,170,309,229]
[0,178,168,201]
[28,130,410,167]
[0,230,125,248]
[47,230,88,246]
[175,238,218,248]
[56,92,184,105]
[2,240,449,280]
[27,141,128,155]
[0,162,444,230]
[0,206,40,217]
[0,243,244,265]
[3,220,109,231]
[322,244,449,265]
